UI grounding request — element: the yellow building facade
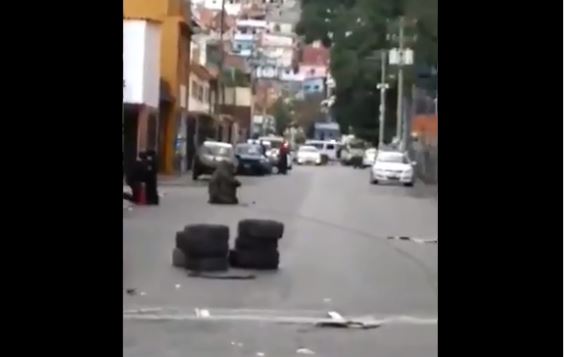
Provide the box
[124,0,192,174]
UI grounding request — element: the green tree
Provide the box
[270,98,292,135]
[296,0,437,141]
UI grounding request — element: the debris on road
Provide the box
[314,311,381,329]
[314,319,381,329]
[387,236,438,244]
[296,347,316,355]
[126,288,136,295]
[194,308,210,318]
[123,307,432,329]
[175,284,181,289]
[139,291,147,296]
[327,311,345,321]
[256,352,265,357]
[323,298,332,303]
[188,271,256,280]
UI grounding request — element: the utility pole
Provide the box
[396,16,405,146]
[376,50,389,148]
[218,0,226,114]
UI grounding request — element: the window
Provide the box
[309,68,315,75]
[191,81,198,99]
[314,85,320,90]
[197,85,204,102]
[304,85,311,90]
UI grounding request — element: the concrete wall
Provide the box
[123,20,161,108]
[204,0,242,15]
[302,77,325,94]
[279,68,304,81]
[224,87,252,107]
[124,0,184,20]
[188,75,210,113]
[299,64,327,79]
[261,33,293,47]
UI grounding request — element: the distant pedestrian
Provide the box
[278,141,289,175]
[142,149,159,205]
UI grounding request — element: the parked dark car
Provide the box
[235,143,272,175]
[193,141,237,180]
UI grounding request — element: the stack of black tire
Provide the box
[229,219,284,270]
[173,224,230,272]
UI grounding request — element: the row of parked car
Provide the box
[191,136,293,180]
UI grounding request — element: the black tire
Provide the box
[229,249,279,270]
[176,225,230,257]
[235,236,279,251]
[172,247,187,268]
[186,256,229,272]
[403,182,414,187]
[238,219,284,239]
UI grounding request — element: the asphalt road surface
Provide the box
[124,165,438,357]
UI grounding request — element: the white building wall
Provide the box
[142,22,161,108]
[188,77,210,113]
[204,0,242,15]
[224,87,252,106]
[123,20,161,108]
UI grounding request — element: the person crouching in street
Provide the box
[208,161,241,204]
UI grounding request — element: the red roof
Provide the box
[301,45,330,66]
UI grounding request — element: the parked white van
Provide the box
[304,140,340,161]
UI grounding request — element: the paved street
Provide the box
[124,165,437,357]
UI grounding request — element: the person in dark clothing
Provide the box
[142,149,159,205]
[277,141,289,175]
[208,161,241,204]
[124,157,145,203]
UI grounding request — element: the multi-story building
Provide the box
[201,0,243,16]
[298,41,330,79]
[124,0,194,174]
[260,32,295,67]
[232,18,268,57]
[123,18,161,174]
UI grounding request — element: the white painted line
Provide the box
[297,347,316,355]
[123,307,164,314]
[124,311,437,327]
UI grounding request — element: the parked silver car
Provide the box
[192,141,237,180]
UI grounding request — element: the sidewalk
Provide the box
[157,173,195,186]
